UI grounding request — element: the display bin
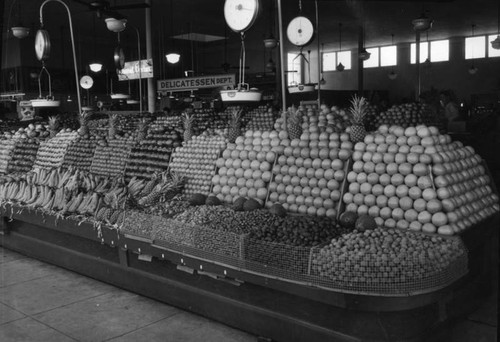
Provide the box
[0,205,498,342]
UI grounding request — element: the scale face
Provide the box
[80,75,94,89]
[224,0,260,33]
[287,16,314,47]
[35,29,51,61]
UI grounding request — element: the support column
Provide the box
[145,0,155,113]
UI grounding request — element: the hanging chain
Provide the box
[299,0,302,13]
[239,32,246,87]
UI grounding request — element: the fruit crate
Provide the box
[32,131,79,170]
[90,138,135,178]
[62,138,97,172]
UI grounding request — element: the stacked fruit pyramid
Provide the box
[7,138,39,174]
[91,136,135,177]
[245,106,276,131]
[368,103,436,129]
[124,122,182,182]
[343,124,499,235]
[62,136,98,172]
[169,133,227,195]
[211,129,276,205]
[33,129,79,169]
[0,137,15,174]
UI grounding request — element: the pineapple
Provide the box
[348,94,368,143]
[137,118,149,141]
[48,116,60,138]
[228,107,243,143]
[182,112,194,142]
[108,114,119,139]
[287,109,302,140]
[78,112,90,136]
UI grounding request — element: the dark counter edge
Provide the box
[1,205,497,342]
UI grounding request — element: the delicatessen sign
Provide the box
[157,74,235,92]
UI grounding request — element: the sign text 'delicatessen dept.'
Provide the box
[157,74,236,92]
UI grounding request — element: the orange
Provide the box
[375,163,387,175]
[330,190,341,201]
[385,218,397,228]
[368,205,380,217]
[356,172,368,183]
[422,223,437,234]
[379,174,391,186]
[353,193,365,205]
[413,198,427,212]
[384,184,397,197]
[372,184,384,196]
[387,144,399,154]
[426,199,442,213]
[383,153,396,164]
[346,203,359,213]
[392,208,405,220]
[364,194,376,207]
[362,161,376,174]
[431,212,448,226]
[334,170,345,181]
[408,186,422,199]
[376,143,389,153]
[409,221,422,231]
[406,153,420,165]
[394,153,407,164]
[388,196,400,209]
[398,144,411,154]
[386,163,399,175]
[371,152,384,164]
[417,210,432,224]
[367,173,379,185]
[391,173,405,186]
[399,196,414,210]
[379,207,392,219]
[404,208,419,222]
[422,188,437,201]
[397,219,410,230]
[417,176,433,189]
[376,195,389,208]
[357,205,369,216]
[360,183,373,195]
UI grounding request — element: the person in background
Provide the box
[439,90,460,123]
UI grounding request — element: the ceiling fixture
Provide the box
[492,0,500,49]
[7,0,30,38]
[469,24,478,74]
[105,18,127,33]
[412,11,433,32]
[263,0,278,49]
[166,0,181,64]
[388,34,397,80]
[89,63,103,72]
[336,23,344,71]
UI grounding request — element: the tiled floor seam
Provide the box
[100,311,183,342]
[29,291,117,317]
[0,273,57,290]
[27,315,80,342]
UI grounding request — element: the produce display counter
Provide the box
[1,204,497,342]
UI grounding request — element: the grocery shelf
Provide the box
[1,205,497,342]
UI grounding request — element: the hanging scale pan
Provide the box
[35,29,51,61]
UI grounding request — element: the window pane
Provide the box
[488,34,500,57]
[363,47,379,68]
[465,36,486,59]
[322,52,336,71]
[380,45,397,66]
[287,53,302,86]
[337,50,351,70]
[410,42,429,64]
[430,40,449,62]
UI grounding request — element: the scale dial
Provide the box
[80,75,94,89]
[114,46,125,70]
[287,16,314,47]
[224,0,260,33]
[35,29,51,61]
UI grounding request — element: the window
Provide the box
[410,42,429,64]
[465,36,486,59]
[322,52,336,72]
[363,47,379,68]
[430,40,449,62]
[488,34,500,58]
[337,51,352,70]
[380,45,397,66]
[287,52,302,86]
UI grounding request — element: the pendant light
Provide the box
[412,10,433,32]
[468,24,478,74]
[89,16,102,72]
[8,0,30,39]
[492,0,500,49]
[263,0,278,49]
[166,0,181,64]
[336,23,345,71]
[358,9,370,61]
[387,34,398,80]
[105,18,127,33]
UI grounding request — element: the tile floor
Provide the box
[0,246,497,342]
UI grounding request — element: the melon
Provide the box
[355,214,378,231]
[243,198,262,211]
[339,211,358,229]
[206,195,222,206]
[232,197,247,211]
[269,203,287,217]
[189,193,207,206]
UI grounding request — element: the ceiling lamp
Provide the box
[89,62,103,72]
[264,35,278,49]
[336,23,344,71]
[412,12,433,32]
[266,58,276,70]
[105,18,127,33]
[468,65,478,74]
[359,48,371,61]
[166,52,180,64]
[11,26,30,39]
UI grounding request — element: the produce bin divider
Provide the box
[336,156,353,220]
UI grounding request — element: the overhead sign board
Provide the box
[157,74,235,92]
[118,59,153,80]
